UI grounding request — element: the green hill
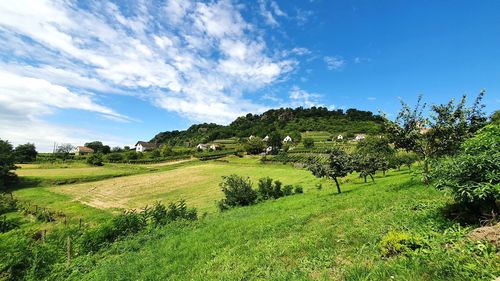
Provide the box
[151,107,385,146]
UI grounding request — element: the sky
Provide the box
[0,0,499,152]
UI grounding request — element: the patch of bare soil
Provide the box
[467,223,500,247]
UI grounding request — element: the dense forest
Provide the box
[151,107,385,146]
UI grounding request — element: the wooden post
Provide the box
[79,218,82,229]
[66,236,71,265]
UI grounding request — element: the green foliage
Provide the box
[257,177,273,199]
[160,144,173,157]
[352,153,378,183]
[303,138,314,149]
[0,139,17,189]
[432,124,500,213]
[0,193,17,215]
[151,107,384,146]
[86,153,104,166]
[143,200,197,227]
[293,185,303,194]
[55,143,74,161]
[307,148,352,193]
[283,185,293,196]
[84,141,111,154]
[217,175,257,211]
[245,138,265,155]
[379,230,424,257]
[490,110,500,124]
[13,143,37,163]
[105,152,123,162]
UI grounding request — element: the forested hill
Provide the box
[151,107,385,146]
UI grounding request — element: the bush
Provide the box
[0,139,17,189]
[273,180,283,198]
[303,138,315,149]
[257,177,273,200]
[379,231,424,257]
[432,124,500,214]
[294,185,304,194]
[217,175,257,211]
[0,193,17,215]
[106,152,123,162]
[145,200,197,226]
[283,185,293,196]
[86,153,104,166]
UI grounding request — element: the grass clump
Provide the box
[379,230,424,257]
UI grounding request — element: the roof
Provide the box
[77,146,94,153]
[135,141,156,149]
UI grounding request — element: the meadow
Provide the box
[2,155,498,280]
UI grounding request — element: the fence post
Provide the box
[66,236,71,265]
[79,218,82,229]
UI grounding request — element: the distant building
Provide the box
[249,135,256,140]
[135,141,157,152]
[337,135,343,140]
[196,143,208,150]
[262,135,269,142]
[266,146,273,154]
[210,144,221,151]
[75,146,94,155]
[283,135,293,143]
[354,134,366,141]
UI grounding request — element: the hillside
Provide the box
[151,107,385,146]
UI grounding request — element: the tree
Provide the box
[87,153,104,166]
[386,93,486,184]
[106,153,123,162]
[111,146,123,153]
[0,139,17,188]
[84,141,104,153]
[245,138,265,155]
[14,143,37,163]
[352,153,378,183]
[267,132,282,154]
[432,124,499,214]
[55,143,74,161]
[307,148,352,193]
[303,138,315,149]
[356,136,394,176]
[160,144,173,157]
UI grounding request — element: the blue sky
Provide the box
[0,0,499,151]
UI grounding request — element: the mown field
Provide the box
[3,156,499,280]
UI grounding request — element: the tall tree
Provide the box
[0,139,17,189]
[307,148,352,193]
[55,143,74,161]
[14,143,38,163]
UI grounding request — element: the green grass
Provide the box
[55,168,498,280]
[4,156,498,280]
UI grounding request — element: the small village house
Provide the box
[75,146,94,155]
[135,141,157,152]
[337,134,343,141]
[196,143,208,150]
[354,134,366,141]
[210,144,221,151]
[283,135,292,143]
[262,135,269,142]
[265,146,273,154]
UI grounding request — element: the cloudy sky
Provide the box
[1,0,499,151]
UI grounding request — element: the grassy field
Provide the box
[4,156,498,280]
[58,167,498,281]
[14,157,322,214]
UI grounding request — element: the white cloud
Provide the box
[0,0,299,146]
[258,0,287,27]
[324,56,345,70]
[288,85,322,107]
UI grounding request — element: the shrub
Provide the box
[0,139,17,189]
[283,185,293,196]
[0,193,17,215]
[86,153,104,166]
[294,185,304,194]
[106,152,123,162]
[303,138,315,149]
[217,175,257,211]
[257,177,273,200]
[273,180,283,198]
[379,231,424,257]
[432,124,500,214]
[0,216,21,233]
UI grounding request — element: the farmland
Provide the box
[2,152,498,280]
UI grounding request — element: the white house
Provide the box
[354,134,366,141]
[262,135,269,142]
[196,143,208,150]
[75,146,94,155]
[135,141,156,152]
[337,135,343,141]
[283,135,293,143]
[249,135,256,140]
[265,146,273,154]
[210,144,221,150]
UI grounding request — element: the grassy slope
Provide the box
[62,169,498,281]
[15,157,323,214]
